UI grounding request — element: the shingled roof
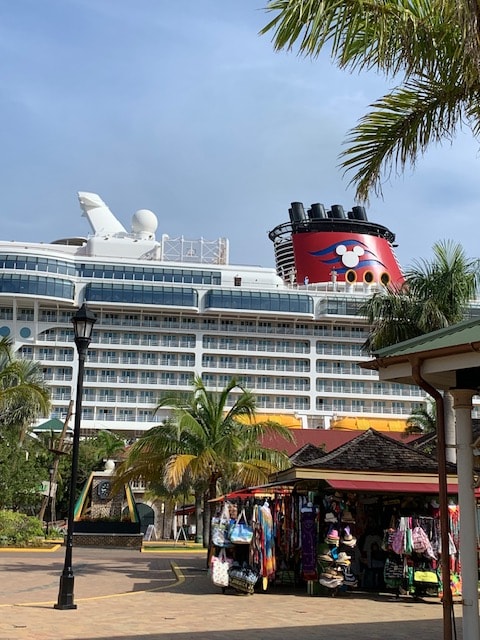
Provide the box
[300,428,457,474]
[289,443,326,466]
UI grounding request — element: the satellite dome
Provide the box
[131,209,158,234]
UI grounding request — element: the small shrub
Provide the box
[0,510,45,546]
[45,526,65,540]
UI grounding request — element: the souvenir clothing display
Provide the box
[208,487,466,600]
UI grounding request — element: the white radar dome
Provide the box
[131,209,158,234]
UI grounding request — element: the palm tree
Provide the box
[406,401,436,435]
[0,337,51,443]
[115,376,293,545]
[92,430,126,466]
[362,240,479,352]
[361,240,478,460]
[261,0,480,200]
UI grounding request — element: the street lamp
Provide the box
[55,303,96,610]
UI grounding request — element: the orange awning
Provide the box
[330,417,407,432]
[238,413,303,429]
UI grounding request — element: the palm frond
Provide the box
[340,76,468,199]
[261,0,452,76]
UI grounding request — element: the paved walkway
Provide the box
[0,546,466,640]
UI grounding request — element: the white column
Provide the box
[444,392,457,464]
[451,388,480,640]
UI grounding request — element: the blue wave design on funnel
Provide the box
[309,240,387,273]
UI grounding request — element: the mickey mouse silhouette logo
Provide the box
[335,244,365,268]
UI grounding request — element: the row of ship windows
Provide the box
[48,375,421,397]
[49,398,424,420]
[0,277,314,314]
[0,276,74,299]
[86,286,314,314]
[38,332,364,356]
[2,307,369,338]
[39,332,367,350]
[0,254,222,284]
[29,347,368,373]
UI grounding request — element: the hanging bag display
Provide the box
[210,548,233,587]
[413,569,439,588]
[412,526,429,553]
[212,502,232,547]
[229,508,253,545]
[211,502,233,548]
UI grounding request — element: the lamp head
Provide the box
[72,304,97,343]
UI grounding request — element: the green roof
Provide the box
[34,418,67,432]
[373,318,480,359]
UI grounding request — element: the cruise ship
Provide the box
[0,192,430,437]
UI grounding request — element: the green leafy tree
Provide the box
[362,240,479,352]
[261,0,480,199]
[0,337,51,443]
[90,429,126,464]
[361,240,477,454]
[116,376,293,545]
[0,430,47,512]
[406,401,436,435]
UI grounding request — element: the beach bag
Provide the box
[384,557,404,581]
[413,570,439,588]
[228,561,259,592]
[391,529,405,555]
[412,526,430,553]
[211,502,232,548]
[229,508,253,545]
[210,548,232,587]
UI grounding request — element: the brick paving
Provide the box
[0,546,466,640]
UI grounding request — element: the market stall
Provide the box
[208,429,474,598]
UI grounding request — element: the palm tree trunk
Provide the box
[203,476,218,549]
[194,491,203,543]
[202,492,210,549]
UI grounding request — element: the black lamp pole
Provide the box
[55,304,96,610]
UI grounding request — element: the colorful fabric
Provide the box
[301,509,317,580]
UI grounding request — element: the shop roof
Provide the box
[369,317,480,360]
[33,418,68,432]
[262,428,419,457]
[268,429,460,489]
[302,428,455,474]
[290,443,326,466]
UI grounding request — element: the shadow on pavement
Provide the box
[56,618,451,640]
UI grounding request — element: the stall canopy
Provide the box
[324,478,460,494]
[269,428,461,494]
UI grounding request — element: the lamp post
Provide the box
[55,303,96,610]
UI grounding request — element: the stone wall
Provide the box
[72,533,143,549]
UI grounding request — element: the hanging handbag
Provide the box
[413,570,439,587]
[229,508,253,545]
[211,502,233,548]
[210,548,233,587]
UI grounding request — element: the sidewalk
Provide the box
[0,546,464,640]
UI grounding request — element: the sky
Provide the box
[1,0,479,271]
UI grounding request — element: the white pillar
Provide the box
[444,392,457,464]
[451,388,480,640]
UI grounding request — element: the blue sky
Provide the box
[1,0,479,270]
